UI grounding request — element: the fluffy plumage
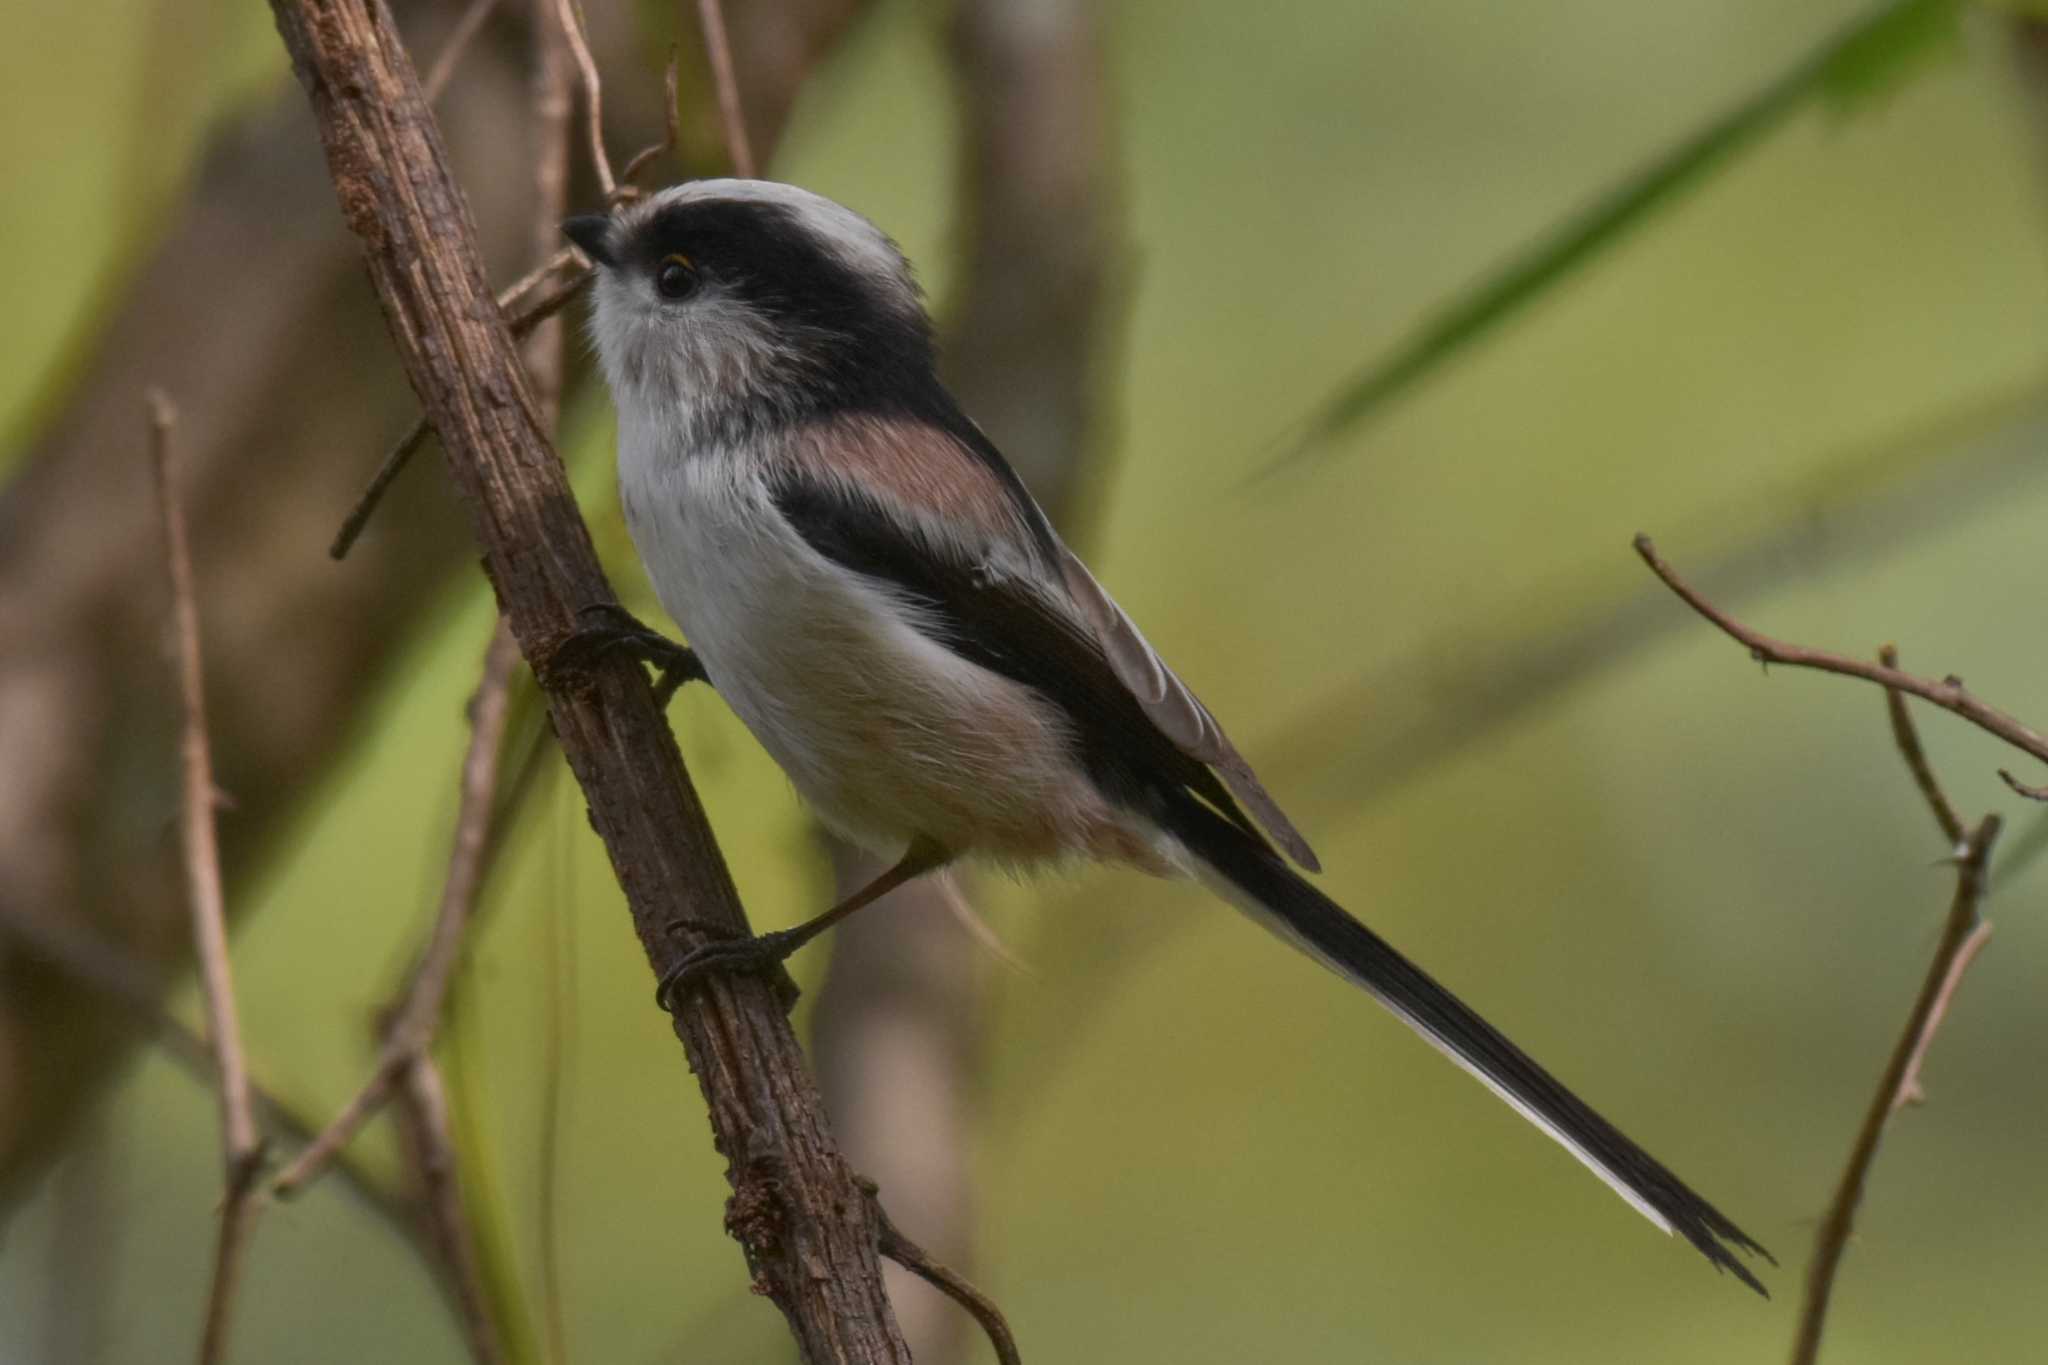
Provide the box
[574,178,1769,1292]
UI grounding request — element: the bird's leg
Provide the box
[657,836,952,1012]
[559,603,707,705]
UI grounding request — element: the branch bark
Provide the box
[263,1,908,1357]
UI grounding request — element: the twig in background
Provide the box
[422,0,507,104]
[329,259,592,561]
[617,50,683,188]
[393,1050,508,1365]
[0,902,435,1264]
[1635,534,2048,794]
[522,12,577,1350]
[149,389,267,1365]
[553,0,616,198]
[1789,814,1999,1365]
[695,0,756,176]
[272,623,521,1197]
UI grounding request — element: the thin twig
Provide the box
[273,623,521,1195]
[695,0,756,176]
[867,1187,1021,1365]
[393,1051,507,1365]
[617,50,683,189]
[151,390,266,1365]
[552,0,615,197]
[1788,814,2001,1365]
[422,0,506,104]
[330,262,592,560]
[1879,645,1966,847]
[0,901,422,1252]
[1635,535,2048,792]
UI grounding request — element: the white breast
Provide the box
[616,417,1141,868]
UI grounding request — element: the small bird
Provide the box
[562,180,1769,1293]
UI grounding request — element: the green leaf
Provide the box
[1261,0,1963,478]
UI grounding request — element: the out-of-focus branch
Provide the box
[0,0,673,1210]
[273,625,518,1201]
[1635,534,2048,796]
[1789,812,1999,1365]
[555,0,616,197]
[265,2,910,1357]
[393,1049,509,1365]
[812,3,1118,1360]
[0,902,424,1261]
[694,0,757,176]
[525,3,577,1356]
[150,391,267,1365]
[422,0,506,104]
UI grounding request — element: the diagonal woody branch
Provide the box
[264,2,910,1359]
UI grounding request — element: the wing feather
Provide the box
[780,409,1318,871]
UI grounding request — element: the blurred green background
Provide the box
[4,0,2048,1361]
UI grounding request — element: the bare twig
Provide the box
[273,623,520,1196]
[422,0,506,104]
[696,0,756,176]
[330,261,592,560]
[1635,535,2048,792]
[617,50,683,189]
[0,901,424,1254]
[150,391,266,1365]
[268,1,911,1353]
[553,0,616,198]
[1789,814,2000,1365]
[1879,645,1966,846]
[393,1050,508,1365]
[869,1188,1020,1365]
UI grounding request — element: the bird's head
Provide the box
[564,180,933,443]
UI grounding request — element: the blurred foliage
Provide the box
[6,1,2048,1363]
[1266,0,1963,473]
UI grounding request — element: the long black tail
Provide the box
[1155,790,1771,1295]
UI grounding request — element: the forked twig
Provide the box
[329,261,592,560]
[150,390,267,1364]
[393,1050,507,1365]
[1788,815,1999,1365]
[1635,534,2048,796]
[272,623,520,1196]
[553,0,615,197]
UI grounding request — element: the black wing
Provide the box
[769,472,1261,842]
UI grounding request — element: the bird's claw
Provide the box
[654,921,803,1013]
[559,604,706,703]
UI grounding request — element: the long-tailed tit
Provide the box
[562,181,1768,1292]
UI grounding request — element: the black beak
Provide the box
[561,215,617,267]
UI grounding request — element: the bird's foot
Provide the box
[559,603,706,705]
[655,919,804,1013]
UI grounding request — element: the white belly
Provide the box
[618,428,1134,866]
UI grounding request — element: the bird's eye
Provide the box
[656,253,697,300]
